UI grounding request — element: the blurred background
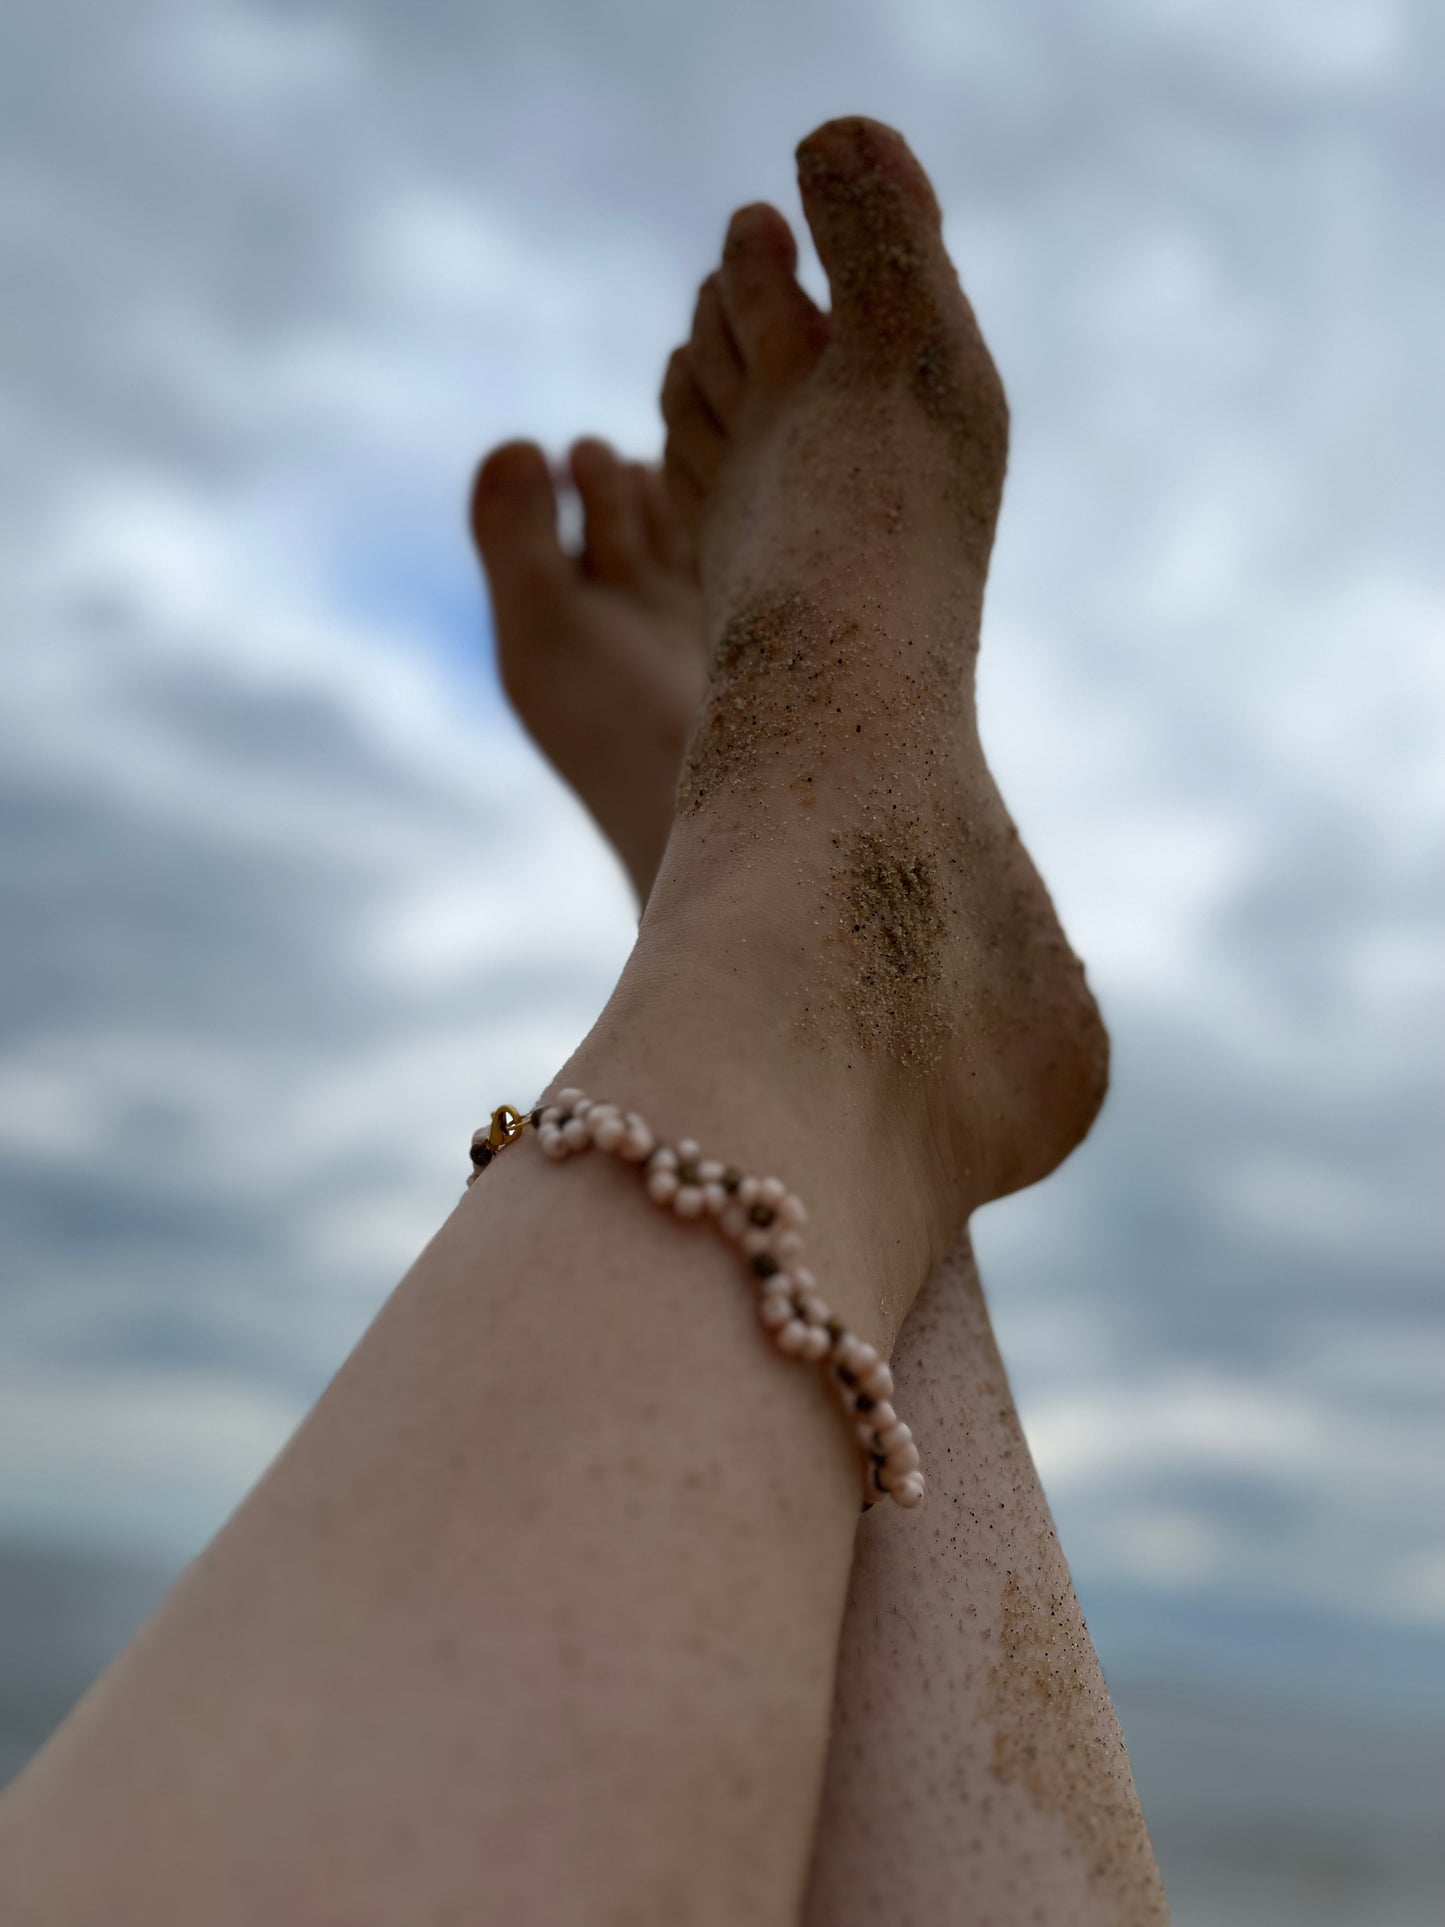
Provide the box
[1,1,1442,1919]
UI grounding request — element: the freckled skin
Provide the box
[808,1240,1167,1926]
[475,115,1165,1925]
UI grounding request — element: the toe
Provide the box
[662,451,705,531]
[637,464,695,578]
[687,273,746,426]
[471,439,571,618]
[795,117,956,360]
[717,203,826,383]
[571,437,648,585]
[660,347,726,490]
[795,118,1009,475]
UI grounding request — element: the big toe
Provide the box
[796,118,1009,495]
[795,117,956,360]
[471,439,570,626]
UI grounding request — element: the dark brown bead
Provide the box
[752,1253,781,1279]
[837,1365,858,1388]
[827,1319,846,1341]
[748,1202,775,1227]
[529,1107,543,1128]
[855,1393,874,1412]
[469,1141,493,1168]
[722,1167,742,1193]
[678,1160,701,1186]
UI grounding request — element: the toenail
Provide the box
[724,203,793,261]
[478,443,547,496]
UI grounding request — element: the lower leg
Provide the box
[805,1235,1167,1925]
[0,893,937,1927]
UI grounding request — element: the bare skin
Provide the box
[476,435,702,902]
[475,122,1167,1924]
[0,119,1165,1925]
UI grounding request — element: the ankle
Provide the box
[578,862,964,1331]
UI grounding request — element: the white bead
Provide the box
[620,1123,653,1162]
[648,1146,677,1171]
[775,1320,810,1355]
[876,1422,912,1455]
[674,1185,705,1218]
[781,1194,808,1227]
[720,1204,748,1240]
[892,1471,925,1509]
[860,1362,894,1402]
[537,1123,562,1150]
[775,1230,804,1258]
[702,1183,728,1215]
[539,1106,562,1128]
[759,1295,793,1331]
[698,1159,724,1183]
[798,1293,830,1326]
[788,1266,817,1294]
[556,1087,583,1108]
[832,1336,865,1374]
[561,1117,590,1150]
[572,1097,593,1118]
[541,1133,569,1161]
[738,1176,761,1206]
[856,1420,879,1448]
[867,1401,898,1434]
[590,1111,626,1151]
[677,1138,700,1161]
[742,1226,774,1257]
[851,1342,880,1375]
[759,1176,786,1205]
[799,1327,830,1362]
[646,1168,679,1204]
[886,1439,921,1474]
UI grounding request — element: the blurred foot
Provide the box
[470,436,703,902]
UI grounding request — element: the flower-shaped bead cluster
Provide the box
[470,1087,924,1509]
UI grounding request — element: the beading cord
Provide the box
[467,1090,924,1510]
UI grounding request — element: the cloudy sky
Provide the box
[2,0,1442,1915]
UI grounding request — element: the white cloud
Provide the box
[0,1368,302,1559]
[1097,1504,1231,1588]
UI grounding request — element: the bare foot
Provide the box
[470,436,702,901]
[653,116,1109,1253]
[477,119,1108,1269]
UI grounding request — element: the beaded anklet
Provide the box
[467,1090,924,1510]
